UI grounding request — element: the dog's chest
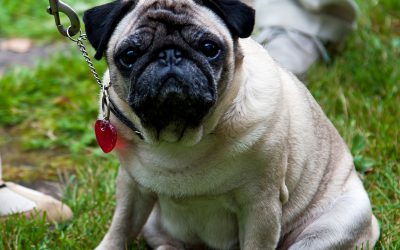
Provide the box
[158,195,239,249]
[124,138,264,196]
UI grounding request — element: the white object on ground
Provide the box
[256,27,323,78]
[0,155,73,222]
[0,186,37,215]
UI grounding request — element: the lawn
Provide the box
[0,0,399,249]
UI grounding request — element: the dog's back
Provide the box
[238,38,380,249]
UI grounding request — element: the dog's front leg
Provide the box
[236,186,282,250]
[96,167,156,250]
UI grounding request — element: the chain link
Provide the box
[67,28,111,121]
[67,29,104,88]
[64,27,143,137]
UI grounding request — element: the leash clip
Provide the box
[47,0,80,37]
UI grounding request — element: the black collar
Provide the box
[107,97,144,140]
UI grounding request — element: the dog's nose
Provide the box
[158,49,182,66]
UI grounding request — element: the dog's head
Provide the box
[84,0,255,144]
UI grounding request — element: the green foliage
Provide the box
[352,134,376,174]
[0,50,105,153]
[0,0,105,39]
[308,0,400,247]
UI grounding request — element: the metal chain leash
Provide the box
[48,0,112,122]
[67,29,112,121]
[48,0,109,90]
[67,30,104,89]
[47,0,145,140]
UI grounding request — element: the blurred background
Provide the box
[0,0,399,249]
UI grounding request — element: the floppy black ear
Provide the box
[202,0,255,38]
[83,0,136,60]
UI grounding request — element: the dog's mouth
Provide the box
[127,60,216,139]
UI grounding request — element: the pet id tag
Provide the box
[95,88,117,153]
[95,119,117,153]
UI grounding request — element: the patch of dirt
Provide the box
[0,39,71,199]
[0,127,74,199]
[0,38,67,77]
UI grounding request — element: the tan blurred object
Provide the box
[0,38,33,53]
[242,0,254,6]
[253,0,358,43]
[0,182,73,223]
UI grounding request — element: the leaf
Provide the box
[354,155,376,174]
[351,134,367,154]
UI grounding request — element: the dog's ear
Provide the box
[201,0,255,38]
[83,0,136,60]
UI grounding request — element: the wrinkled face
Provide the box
[84,0,254,142]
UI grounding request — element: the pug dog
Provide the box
[83,0,380,249]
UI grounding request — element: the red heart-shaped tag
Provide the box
[95,119,117,153]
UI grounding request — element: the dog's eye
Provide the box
[119,49,138,68]
[200,40,220,59]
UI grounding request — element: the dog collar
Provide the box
[95,94,143,153]
[108,97,144,140]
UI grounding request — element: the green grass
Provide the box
[0,51,103,153]
[0,0,399,249]
[0,0,104,40]
[308,1,400,247]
